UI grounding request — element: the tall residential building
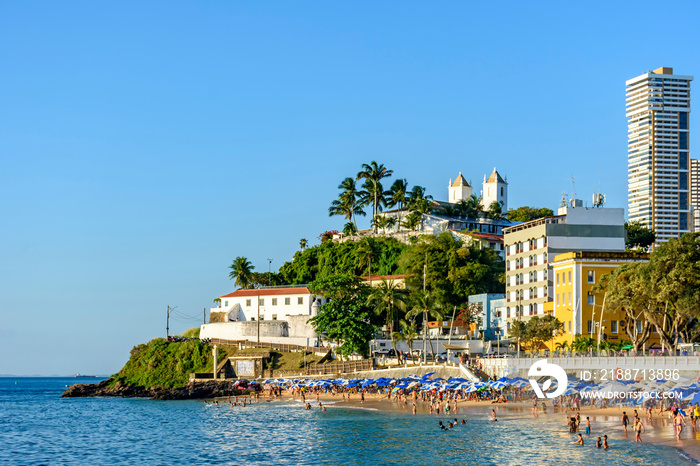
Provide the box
[626,67,693,245]
[502,203,626,335]
[692,158,700,232]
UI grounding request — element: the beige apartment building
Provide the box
[502,203,626,335]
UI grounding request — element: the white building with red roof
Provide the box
[200,286,326,346]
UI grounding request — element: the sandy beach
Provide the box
[257,390,700,463]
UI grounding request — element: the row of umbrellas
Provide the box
[260,373,700,404]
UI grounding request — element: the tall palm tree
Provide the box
[299,238,308,250]
[407,291,443,361]
[368,279,408,335]
[357,161,393,232]
[355,238,374,281]
[399,319,419,362]
[388,178,409,230]
[228,256,254,289]
[407,185,433,214]
[329,177,366,230]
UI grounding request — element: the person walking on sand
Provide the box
[622,411,629,435]
[634,417,645,443]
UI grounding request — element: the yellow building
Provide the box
[551,251,661,349]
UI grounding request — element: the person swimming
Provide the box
[571,434,584,446]
[491,409,497,421]
[603,435,611,449]
[596,437,602,448]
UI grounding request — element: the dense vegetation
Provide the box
[112,338,223,389]
[594,233,700,351]
[279,236,407,284]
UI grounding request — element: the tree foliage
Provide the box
[506,206,554,222]
[399,233,504,309]
[625,221,656,251]
[278,236,407,285]
[595,233,700,350]
[308,275,381,357]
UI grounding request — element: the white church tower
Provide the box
[448,173,472,204]
[481,168,508,212]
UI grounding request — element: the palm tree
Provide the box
[407,291,443,361]
[368,279,408,335]
[355,238,374,281]
[407,185,433,214]
[329,177,366,230]
[299,238,308,250]
[391,330,405,363]
[399,319,419,362]
[228,256,254,289]
[342,222,357,236]
[357,161,393,232]
[465,194,483,218]
[388,178,409,230]
[486,201,504,220]
[402,211,422,231]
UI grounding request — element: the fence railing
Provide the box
[307,359,374,375]
[208,338,327,355]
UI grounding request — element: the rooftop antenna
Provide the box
[568,175,577,200]
[560,192,568,208]
[592,169,606,208]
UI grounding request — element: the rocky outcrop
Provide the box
[61,378,255,400]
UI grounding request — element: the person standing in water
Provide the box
[634,417,645,443]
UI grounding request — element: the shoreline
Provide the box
[262,390,700,463]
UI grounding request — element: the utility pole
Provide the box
[203,308,206,325]
[166,305,177,339]
[267,258,273,287]
[257,292,261,344]
[422,262,427,364]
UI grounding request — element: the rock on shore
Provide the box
[61,378,254,400]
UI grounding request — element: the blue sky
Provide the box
[2,1,699,375]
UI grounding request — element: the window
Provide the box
[556,273,559,286]
[568,292,572,305]
[587,270,595,284]
[611,320,618,334]
[556,294,559,306]
[250,317,255,321]
[272,298,277,306]
[587,294,594,305]
[298,297,304,305]
[259,299,264,306]
[285,297,290,305]
[568,321,571,333]
[568,271,572,284]
[224,301,228,307]
[636,321,643,334]
[246,299,251,307]
[272,314,277,320]
[587,320,593,334]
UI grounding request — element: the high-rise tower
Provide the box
[626,67,693,245]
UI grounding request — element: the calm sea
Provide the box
[0,377,696,465]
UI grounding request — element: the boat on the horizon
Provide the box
[74,374,96,378]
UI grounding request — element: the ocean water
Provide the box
[0,377,696,466]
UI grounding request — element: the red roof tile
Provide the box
[220,287,311,298]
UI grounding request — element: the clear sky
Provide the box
[2,1,699,375]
